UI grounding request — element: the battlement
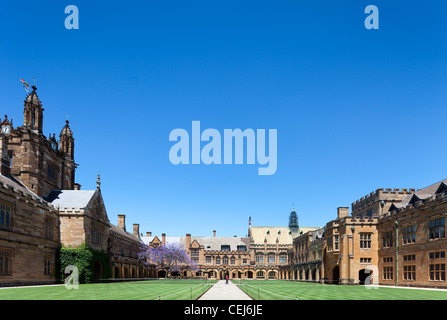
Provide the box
[352,188,416,209]
[344,216,378,224]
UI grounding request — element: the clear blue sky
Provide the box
[1,1,446,237]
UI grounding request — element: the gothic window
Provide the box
[45,220,53,240]
[91,224,102,245]
[383,266,393,280]
[403,265,416,281]
[255,253,264,263]
[429,251,446,259]
[382,231,393,248]
[429,218,445,240]
[429,264,446,281]
[47,164,57,181]
[334,235,339,250]
[0,201,11,230]
[279,253,287,264]
[360,233,372,249]
[403,225,416,244]
[222,256,229,265]
[268,253,275,264]
[191,249,199,257]
[0,248,11,275]
[44,256,52,276]
[230,257,236,265]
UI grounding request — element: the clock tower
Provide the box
[5,86,77,197]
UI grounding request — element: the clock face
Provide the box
[1,125,10,135]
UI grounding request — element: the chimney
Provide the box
[337,207,349,219]
[74,183,81,190]
[213,230,216,237]
[118,214,126,231]
[133,224,140,238]
[186,233,191,250]
[0,136,10,177]
[162,233,166,246]
[146,232,152,237]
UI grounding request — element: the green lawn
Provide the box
[0,279,217,300]
[232,279,447,300]
[2,279,446,300]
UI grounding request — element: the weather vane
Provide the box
[20,78,29,92]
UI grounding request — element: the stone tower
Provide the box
[59,120,74,160]
[5,86,77,197]
[289,209,299,233]
[23,85,44,133]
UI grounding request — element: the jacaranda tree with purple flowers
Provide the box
[138,242,199,278]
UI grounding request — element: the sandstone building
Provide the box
[142,211,319,280]
[0,86,146,286]
[282,181,447,289]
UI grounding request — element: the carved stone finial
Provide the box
[96,173,101,190]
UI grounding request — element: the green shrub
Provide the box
[57,243,111,284]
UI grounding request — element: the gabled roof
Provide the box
[193,236,250,251]
[250,226,319,245]
[46,190,96,209]
[390,178,447,211]
[435,182,447,195]
[140,235,250,251]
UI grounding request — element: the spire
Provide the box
[96,173,101,190]
[23,85,44,133]
[59,120,74,159]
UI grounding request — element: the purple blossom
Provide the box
[138,242,199,276]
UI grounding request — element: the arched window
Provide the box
[223,256,229,265]
[0,202,11,229]
[268,253,275,264]
[279,253,287,264]
[216,257,221,264]
[230,257,236,265]
[268,271,276,279]
[256,271,265,278]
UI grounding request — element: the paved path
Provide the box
[199,280,252,300]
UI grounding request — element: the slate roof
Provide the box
[193,236,250,251]
[391,178,447,210]
[250,226,320,245]
[0,174,40,199]
[140,235,250,251]
[45,190,96,209]
[110,224,142,243]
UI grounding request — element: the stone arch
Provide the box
[332,266,340,284]
[93,259,102,282]
[158,270,167,278]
